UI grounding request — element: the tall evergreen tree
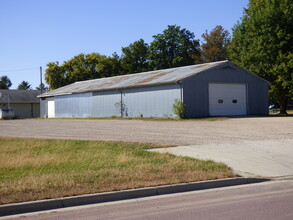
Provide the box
[36,82,48,91]
[0,75,12,89]
[201,25,230,62]
[17,81,31,90]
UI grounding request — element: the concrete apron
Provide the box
[150,138,293,178]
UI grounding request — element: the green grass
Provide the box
[269,109,293,115]
[0,138,235,204]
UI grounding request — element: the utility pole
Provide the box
[40,66,43,94]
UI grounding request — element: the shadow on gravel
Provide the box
[225,114,293,119]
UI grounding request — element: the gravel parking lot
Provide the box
[1,117,292,177]
[0,117,292,145]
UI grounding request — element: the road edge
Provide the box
[0,177,270,217]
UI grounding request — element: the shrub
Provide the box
[173,99,186,118]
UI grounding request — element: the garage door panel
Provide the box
[209,84,247,116]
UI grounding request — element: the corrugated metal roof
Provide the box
[39,60,229,98]
[0,90,41,103]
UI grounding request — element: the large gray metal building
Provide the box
[38,60,269,118]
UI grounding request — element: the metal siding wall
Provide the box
[55,93,92,117]
[33,103,40,117]
[53,85,180,118]
[92,91,121,117]
[183,80,209,117]
[40,99,48,117]
[123,85,181,117]
[183,67,269,117]
[247,82,269,115]
[9,103,34,118]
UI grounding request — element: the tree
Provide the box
[17,81,31,90]
[201,25,230,62]
[120,39,149,74]
[45,53,122,90]
[149,25,201,70]
[0,75,12,89]
[97,53,122,78]
[228,0,293,114]
[45,61,66,90]
[36,83,48,91]
[62,53,104,83]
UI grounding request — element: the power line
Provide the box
[0,67,39,73]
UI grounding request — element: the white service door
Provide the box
[47,99,55,118]
[209,83,247,116]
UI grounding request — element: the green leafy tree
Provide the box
[149,25,201,70]
[45,62,66,90]
[97,53,122,78]
[121,39,149,74]
[0,75,12,89]
[228,0,293,114]
[63,53,104,83]
[17,81,31,90]
[201,25,230,62]
[45,53,122,90]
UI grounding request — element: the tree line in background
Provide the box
[2,0,292,113]
[46,0,293,114]
[1,25,229,91]
[0,75,47,91]
[45,25,230,89]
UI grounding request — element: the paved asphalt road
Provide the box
[0,117,292,177]
[4,179,293,220]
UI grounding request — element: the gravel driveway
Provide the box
[1,117,292,177]
[0,117,292,145]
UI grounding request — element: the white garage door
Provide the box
[47,98,55,118]
[209,83,247,116]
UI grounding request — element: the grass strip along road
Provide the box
[0,138,235,205]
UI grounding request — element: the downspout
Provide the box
[178,80,185,118]
[7,94,10,108]
[180,83,183,102]
[178,80,183,102]
[31,103,33,117]
[119,90,123,118]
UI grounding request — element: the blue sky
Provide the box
[0,0,249,89]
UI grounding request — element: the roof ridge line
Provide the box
[73,60,229,84]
